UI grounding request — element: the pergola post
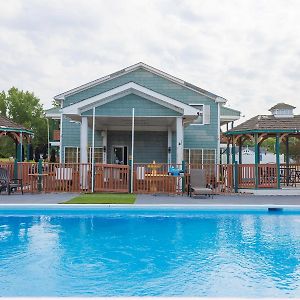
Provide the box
[238,137,242,164]
[275,133,280,189]
[285,136,289,186]
[226,138,230,164]
[231,138,236,164]
[254,133,259,188]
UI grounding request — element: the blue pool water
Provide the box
[1,207,300,297]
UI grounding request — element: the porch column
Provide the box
[102,130,107,164]
[176,117,183,166]
[275,133,280,189]
[80,117,88,164]
[80,116,88,190]
[168,127,172,164]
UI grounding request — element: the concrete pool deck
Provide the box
[1,192,300,206]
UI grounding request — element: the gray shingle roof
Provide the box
[0,115,30,131]
[269,103,296,111]
[228,114,300,132]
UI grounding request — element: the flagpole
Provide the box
[131,107,135,193]
[91,107,95,192]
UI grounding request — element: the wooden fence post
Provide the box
[38,159,43,192]
[14,159,18,179]
[234,161,238,193]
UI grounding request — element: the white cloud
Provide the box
[0,0,300,120]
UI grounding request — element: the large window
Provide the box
[184,148,216,165]
[88,147,103,163]
[65,147,104,163]
[65,147,80,163]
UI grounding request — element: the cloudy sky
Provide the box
[1,0,300,120]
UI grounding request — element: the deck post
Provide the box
[254,133,259,188]
[234,161,238,193]
[13,159,18,179]
[276,133,280,189]
[38,158,43,192]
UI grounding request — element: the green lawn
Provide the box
[64,193,136,204]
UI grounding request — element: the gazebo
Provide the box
[0,115,33,161]
[225,103,300,189]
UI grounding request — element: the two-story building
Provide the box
[45,62,240,166]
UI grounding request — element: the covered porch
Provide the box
[62,82,199,167]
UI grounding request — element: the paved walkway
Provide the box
[136,194,300,206]
[0,193,79,204]
[1,193,300,206]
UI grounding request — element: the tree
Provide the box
[0,87,48,158]
[0,91,6,116]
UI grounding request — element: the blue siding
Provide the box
[81,94,181,117]
[61,117,102,162]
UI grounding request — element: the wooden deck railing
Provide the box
[94,164,129,193]
[133,163,234,194]
[6,161,299,194]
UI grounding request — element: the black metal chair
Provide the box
[0,167,23,195]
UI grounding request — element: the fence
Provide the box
[5,161,299,194]
[133,163,234,194]
[0,161,235,194]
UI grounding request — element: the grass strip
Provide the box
[64,193,136,204]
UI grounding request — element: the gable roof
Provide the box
[54,62,227,104]
[62,82,199,118]
[269,103,296,111]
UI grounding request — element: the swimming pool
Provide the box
[1,205,300,297]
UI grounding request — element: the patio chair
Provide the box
[0,167,23,195]
[188,169,213,197]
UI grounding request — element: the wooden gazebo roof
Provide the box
[0,115,33,135]
[226,114,300,134]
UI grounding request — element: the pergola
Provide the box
[0,115,33,161]
[225,103,300,189]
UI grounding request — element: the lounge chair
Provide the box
[188,169,213,197]
[0,167,23,195]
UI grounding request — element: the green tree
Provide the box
[0,91,7,116]
[0,87,47,158]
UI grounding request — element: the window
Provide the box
[88,147,103,163]
[190,105,204,125]
[184,148,216,165]
[65,147,80,163]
